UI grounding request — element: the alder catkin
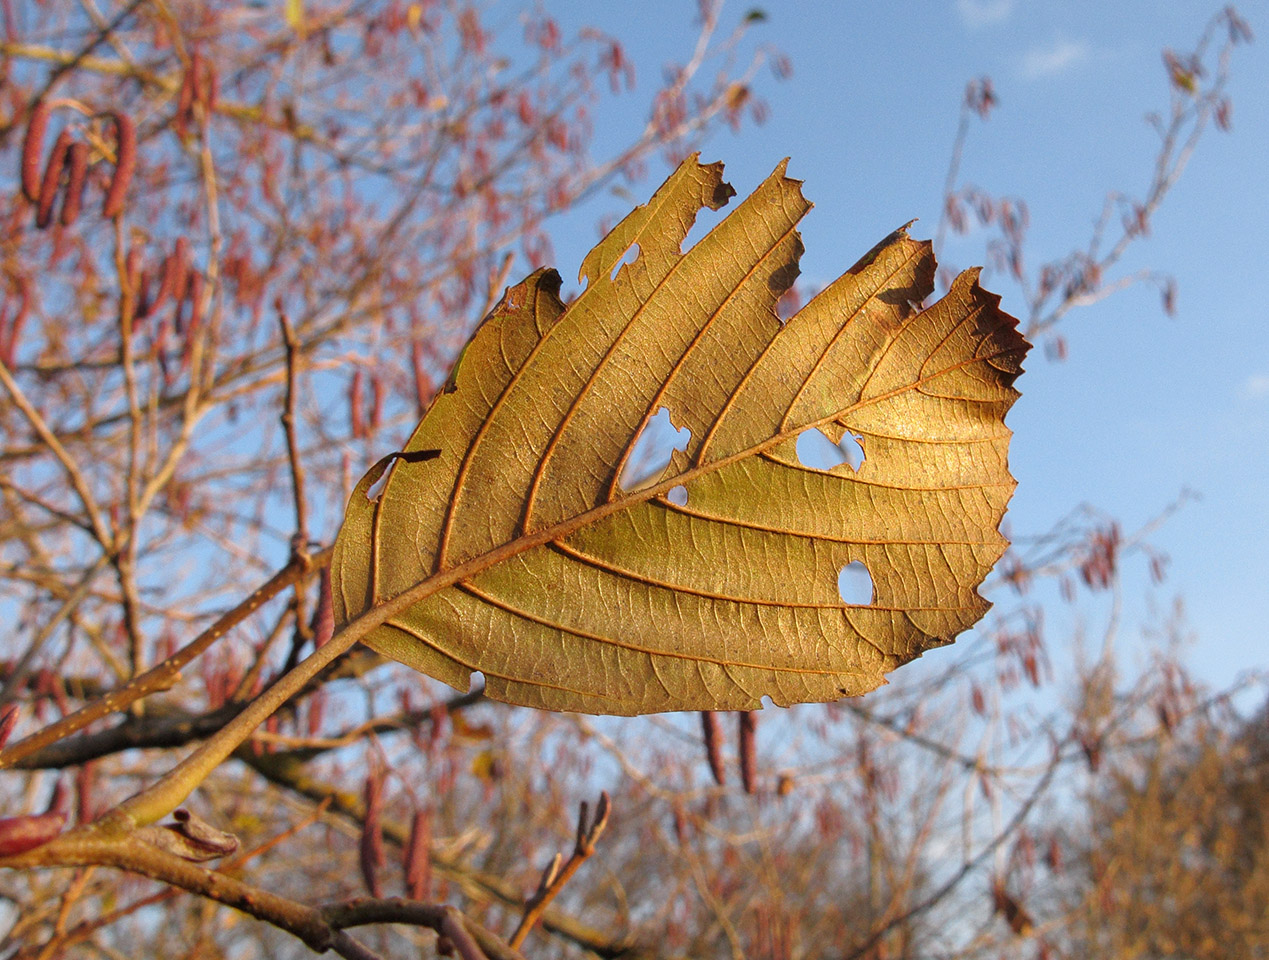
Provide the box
[45,777,69,817]
[125,244,143,291]
[190,52,207,110]
[370,373,384,431]
[2,278,31,365]
[20,101,51,203]
[205,61,220,113]
[309,567,333,647]
[410,339,433,415]
[359,773,386,898]
[150,252,179,316]
[159,237,191,325]
[185,272,205,336]
[738,711,758,795]
[404,808,432,900]
[102,112,135,218]
[59,141,89,226]
[35,130,73,229]
[75,760,96,824]
[126,246,150,320]
[175,64,193,138]
[349,369,365,439]
[700,711,726,786]
[179,273,204,372]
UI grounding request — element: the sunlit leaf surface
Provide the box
[332,156,1029,715]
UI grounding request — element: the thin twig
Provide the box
[32,0,145,103]
[509,791,612,950]
[0,830,515,960]
[277,305,310,554]
[0,360,113,551]
[0,555,110,708]
[0,547,332,771]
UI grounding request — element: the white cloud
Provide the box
[1243,375,1269,398]
[1019,38,1091,79]
[956,0,1014,28]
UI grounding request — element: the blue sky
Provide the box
[536,0,1269,691]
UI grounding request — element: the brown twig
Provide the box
[276,304,310,553]
[32,0,145,103]
[509,791,612,950]
[14,798,332,960]
[0,360,113,551]
[0,830,509,960]
[276,303,317,674]
[242,745,645,957]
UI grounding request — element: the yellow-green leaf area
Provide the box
[331,154,1029,715]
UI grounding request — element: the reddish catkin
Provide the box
[184,272,205,335]
[369,373,384,431]
[205,61,219,113]
[672,803,689,846]
[102,112,135,218]
[179,273,204,373]
[189,51,206,108]
[35,129,73,229]
[349,369,365,439]
[130,260,153,323]
[309,567,333,648]
[1,277,31,366]
[75,761,96,824]
[0,813,66,856]
[404,808,432,900]
[700,712,726,786]
[410,339,433,415]
[738,711,758,795]
[264,713,279,754]
[125,244,143,295]
[305,689,327,740]
[161,237,191,321]
[359,773,386,897]
[150,251,180,317]
[59,141,89,226]
[306,688,326,737]
[45,777,69,817]
[20,101,50,203]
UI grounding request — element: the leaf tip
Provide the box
[689,153,736,210]
[771,156,810,205]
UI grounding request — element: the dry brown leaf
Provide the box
[331,155,1028,715]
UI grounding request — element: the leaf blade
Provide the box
[332,157,1029,715]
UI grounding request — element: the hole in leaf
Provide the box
[366,468,392,502]
[680,203,727,255]
[666,485,688,506]
[796,428,865,471]
[610,242,640,281]
[621,407,691,492]
[838,561,874,606]
[468,671,486,694]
